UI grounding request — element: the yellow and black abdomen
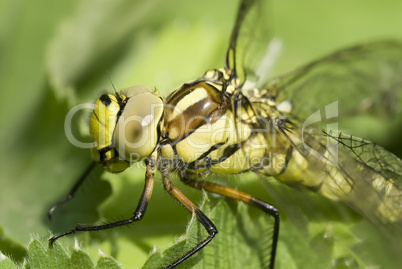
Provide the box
[159,80,267,174]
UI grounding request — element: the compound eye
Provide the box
[114,91,163,162]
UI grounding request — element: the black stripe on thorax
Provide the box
[185,130,260,171]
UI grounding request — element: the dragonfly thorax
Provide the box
[159,71,276,175]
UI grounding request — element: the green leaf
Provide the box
[0,252,17,269]
[70,247,95,268]
[7,238,120,269]
[95,254,122,269]
[190,199,272,269]
[0,227,26,264]
[143,196,273,269]
[16,241,122,269]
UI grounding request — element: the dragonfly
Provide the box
[48,0,402,268]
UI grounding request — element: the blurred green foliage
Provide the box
[0,0,401,268]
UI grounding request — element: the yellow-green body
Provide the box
[88,68,402,224]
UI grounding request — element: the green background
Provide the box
[0,0,401,268]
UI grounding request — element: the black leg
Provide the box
[48,161,97,219]
[181,176,279,269]
[49,158,156,245]
[160,169,218,269]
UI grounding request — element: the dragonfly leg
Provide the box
[161,169,218,269]
[48,158,155,245]
[181,176,279,269]
[47,161,97,219]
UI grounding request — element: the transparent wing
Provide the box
[278,125,402,224]
[226,0,277,171]
[263,40,402,223]
[225,0,274,84]
[266,40,402,122]
[228,1,402,224]
[325,132,402,187]
[322,130,402,223]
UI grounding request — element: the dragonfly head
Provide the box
[89,85,163,173]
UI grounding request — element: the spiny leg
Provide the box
[181,176,279,269]
[161,169,218,269]
[48,161,97,219]
[49,158,155,245]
